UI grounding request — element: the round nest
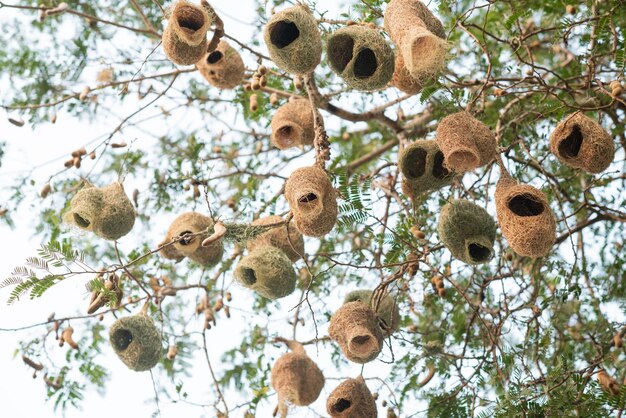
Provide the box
[196,40,245,89]
[246,215,305,262]
[436,111,496,172]
[234,246,297,300]
[437,199,497,265]
[109,314,162,372]
[162,0,211,65]
[326,377,377,418]
[344,289,399,335]
[271,343,325,407]
[263,4,322,75]
[495,177,556,258]
[327,25,395,91]
[549,112,615,174]
[398,139,454,199]
[271,99,315,150]
[328,301,384,364]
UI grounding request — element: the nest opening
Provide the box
[276,126,297,146]
[328,35,354,72]
[349,333,377,356]
[207,51,223,64]
[240,267,257,285]
[270,20,300,49]
[558,124,583,158]
[404,147,427,179]
[177,231,194,245]
[432,151,450,179]
[468,243,491,262]
[112,329,133,351]
[177,7,205,31]
[508,194,544,217]
[298,193,318,203]
[74,213,90,228]
[447,150,478,171]
[354,48,377,78]
[332,398,351,413]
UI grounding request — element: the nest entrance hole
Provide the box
[177,7,205,31]
[558,124,583,159]
[404,147,427,179]
[207,51,223,64]
[178,231,194,245]
[270,21,300,49]
[112,329,133,351]
[354,48,377,79]
[432,151,450,179]
[508,194,544,217]
[74,213,90,228]
[468,243,491,262]
[328,35,354,72]
[240,267,257,285]
[298,193,318,203]
[332,398,352,413]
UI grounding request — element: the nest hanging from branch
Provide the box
[196,40,245,89]
[234,246,297,300]
[271,99,315,150]
[327,376,377,418]
[495,177,556,258]
[398,139,454,199]
[391,52,423,95]
[159,212,224,266]
[437,199,497,265]
[329,301,384,364]
[344,289,399,335]
[436,111,497,172]
[246,215,305,262]
[162,0,212,65]
[549,112,615,174]
[109,314,162,371]
[327,25,395,91]
[263,5,322,74]
[65,182,135,241]
[284,166,338,237]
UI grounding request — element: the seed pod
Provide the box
[251,77,261,90]
[73,156,81,168]
[22,355,44,371]
[269,93,279,106]
[213,298,224,312]
[8,118,24,127]
[249,94,259,112]
[259,75,268,87]
[410,226,425,239]
[162,0,212,65]
[258,65,267,75]
[597,370,621,396]
[167,345,178,360]
[89,151,96,159]
[565,4,576,14]
[79,86,90,101]
[294,75,303,90]
[111,142,127,148]
[62,327,79,350]
[226,291,232,302]
[40,183,52,199]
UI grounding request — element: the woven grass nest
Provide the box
[159,212,224,267]
[196,40,244,89]
[549,112,615,174]
[437,199,497,265]
[495,177,556,258]
[398,139,454,199]
[162,0,212,66]
[327,25,395,91]
[109,314,162,371]
[327,376,377,418]
[344,289,399,335]
[271,341,325,409]
[285,166,338,237]
[264,4,322,74]
[384,0,448,83]
[65,181,135,241]
[329,301,384,364]
[246,215,305,262]
[234,246,297,300]
[271,99,315,150]
[436,111,496,172]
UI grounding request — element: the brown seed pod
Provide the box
[250,94,259,112]
[269,93,279,106]
[436,112,496,172]
[62,327,79,350]
[246,215,305,262]
[40,183,52,199]
[329,301,384,363]
[196,40,245,90]
[79,86,90,101]
[167,345,178,360]
[327,376,377,418]
[271,99,315,150]
[597,370,621,396]
[161,0,211,65]
[22,355,44,371]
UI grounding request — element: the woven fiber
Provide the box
[549,112,615,174]
[246,215,305,262]
[159,212,224,267]
[109,314,162,371]
[329,301,383,364]
[495,177,556,258]
[391,52,423,95]
[327,376,377,418]
[398,139,454,199]
[271,342,324,407]
[196,40,245,89]
[162,0,211,65]
[437,199,497,265]
[264,5,322,74]
[234,246,297,300]
[344,289,399,335]
[271,99,315,150]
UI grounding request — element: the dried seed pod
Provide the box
[213,298,224,312]
[409,226,425,239]
[89,151,96,159]
[398,139,454,199]
[327,376,377,418]
[111,142,127,148]
[494,177,556,258]
[246,215,305,261]
[167,345,178,360]
[40,183,52,199]
[196,40,245,89]
[264,5,322,74]
[109,314,162,371]
[249,94,259,112]
[269,93,279,106]
[251,77,261,90]
[329,301,384,363]
[159,212,224,267]
[62,327,79,350]
[344,290,400,335]
[293,75,303,90]
[549,112,615,174]
[436,112,496,172]
[258,65,267,75]
[8,118,24,127]
[79,86,90,101]
[162,0,211,65]
[225,291,232,302]
[327,25,395,91]
[271,99,315,150]
[234,247,297,300]
[22,355,44,371]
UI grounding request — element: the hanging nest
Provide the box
[271,341,325,408]
[329,301,383,364]
[436,111,496,172]
[398,139,454,199]
[495,177,556,258]
[391,52,423,95]
[162,0,212,66]
[196,40,245,89]
[158,212,224,267]
[246,215,305,262]
[327,376,377,418]
[65,182,135,241]
[109,314,162,371]
[327,25,395,91]
[384,0,448,81]
[549,112,615,174]
[284,166,338,237]
[271,99,315,150]
[344,289,399,335]
[263,4,322,75]
[234,246,297,300]
[437,199,497,265]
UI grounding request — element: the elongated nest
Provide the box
[246,215,305,262]
[438,199,497,264]
[264,4,322,74]
[329,301,383,364]
[196,40,245,89]
[284,166,338,237]
[271,99,315,150]
[495,177,556,258]
[344,289,399,335]
[162,0,211,65]
[327,376,377,418]
[159,212,224,267]
[234,246,296,300]
[436,111,496,172]
[109,314,162,371]
[549,112,615,174]
[398,139,454,199]
[271,342,324,407]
